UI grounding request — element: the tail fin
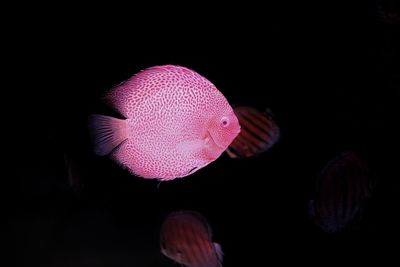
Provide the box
[213,242,224,263]
[88,114,128,156]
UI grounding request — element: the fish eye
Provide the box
[220,116,230,127]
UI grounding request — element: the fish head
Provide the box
[206,108,241,153]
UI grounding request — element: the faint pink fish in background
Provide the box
[89,65,240,180]
[160,210,223,267]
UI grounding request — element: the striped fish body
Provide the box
[310,151,372,233]
[226,106,280,158]
[160,211,223,267]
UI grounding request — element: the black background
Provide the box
[4,1,399,266]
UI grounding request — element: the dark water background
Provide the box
[4,1,399,266]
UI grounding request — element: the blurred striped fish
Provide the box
[160,210,223,267]
[309,151,373,233]
[226,106,280,158]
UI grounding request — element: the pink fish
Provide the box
[89,65,240,180]
[160,210,223,267]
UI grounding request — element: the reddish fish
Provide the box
[89,65,240,180]
[160,211,223,267]
[226,106,280,158]
[309,151,373,233]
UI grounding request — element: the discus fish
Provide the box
[160,210,223,267]
[309,151,372,233]
[226,106,279,158]
[89,65,240,180]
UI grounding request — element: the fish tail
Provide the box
[88,114,128,156]
[213,242,224,263]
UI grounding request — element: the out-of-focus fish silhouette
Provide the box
[160,210,223,267]
[226,106,280,158]
[376,0,400,24]
[309,151,373,233]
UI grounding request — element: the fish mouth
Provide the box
[235,125,241,134]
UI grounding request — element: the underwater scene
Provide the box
[4,1,399,266]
